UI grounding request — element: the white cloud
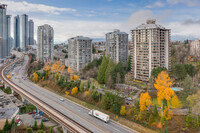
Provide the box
[32,18,121,42]
[145,1,165,8]
[122,10,200,40]
[166,0,200,7]
[167,21,200,39]
[0,0,76,15]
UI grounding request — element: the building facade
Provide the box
[190,40,200,58]
[37,24,54,63]
[0,4,11,59]
[68,36,92,72]
[106,29,128,63]
[29,20,34,45]
[131,20,171,81]
[14,15,20,49]
[19,14,28,51]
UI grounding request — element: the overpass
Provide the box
[0,55,92,133]
[0,52,137,133]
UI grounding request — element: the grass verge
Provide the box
[42,85,157,133]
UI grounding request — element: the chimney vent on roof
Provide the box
[146,19,156,24]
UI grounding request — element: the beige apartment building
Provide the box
[68,36,92,72]
[131,20,171,81]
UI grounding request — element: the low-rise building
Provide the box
[190,40,200,58]
[0,90,19,129]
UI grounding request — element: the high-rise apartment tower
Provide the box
[131,20,171,81]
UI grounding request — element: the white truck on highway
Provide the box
[89,109,110,123]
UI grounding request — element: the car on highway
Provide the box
[60,98,64,101]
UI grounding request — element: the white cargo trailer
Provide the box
[89,109,110,123]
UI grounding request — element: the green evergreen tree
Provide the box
[126,55,131,71]
[48,127,53,133]
[40,121,44,130]
[114,61,125,83]
[151,67,167,78]
[105,59,115,84]
[33,120,37,130]
[153,104,158,117]
[3,118,11,132]
[97,56,109,84]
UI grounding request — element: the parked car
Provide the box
[42,118,49,122]
[28,111,35,115]
[34,114,42,119]
[17,121,22,126]
[99,88,104,91]
[126,97,133,101]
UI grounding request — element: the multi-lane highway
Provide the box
[2,52,138,133]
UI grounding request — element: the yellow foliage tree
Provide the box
[120,106,126,116]
[74,75,79,81]
[44,65,50,72]
[84,91,90,98]
[70,75,74,82]
[32,72,39,82]
[51,61,65,74]
[68,67,73,74]
[154,71,180,123]
[65,91,70,95]
[171,95,181,108]
[139,92,152,111]
[71,87,78,95]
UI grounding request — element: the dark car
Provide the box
[28,111,35,115]
[42,118,49,122]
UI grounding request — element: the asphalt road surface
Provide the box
[10,54,138,133]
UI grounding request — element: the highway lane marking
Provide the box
[15,55,137,133]
[18,78,106,133]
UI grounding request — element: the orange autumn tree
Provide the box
[44,64,50,72]
[154,71,181,124]
[139,92,152,111]
[51,61,65,74]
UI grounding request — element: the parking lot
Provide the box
[19,114,57,127]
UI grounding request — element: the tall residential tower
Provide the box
[29,20,34,45]
[131,20,171,81]
[37,24,54,63]
[19,14,28,51]
[106,29,128,63]
[14,15,20,48]
[0,4,11,59]
[68,36,92,72]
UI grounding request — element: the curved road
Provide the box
[9,53,138,133]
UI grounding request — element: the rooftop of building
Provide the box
[69,36,92,41]
[0,90,19,119]
[134,19,167,30]
[0,4,7,9]
[106,29,128,35]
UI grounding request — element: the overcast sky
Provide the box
[1,0,200,43]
